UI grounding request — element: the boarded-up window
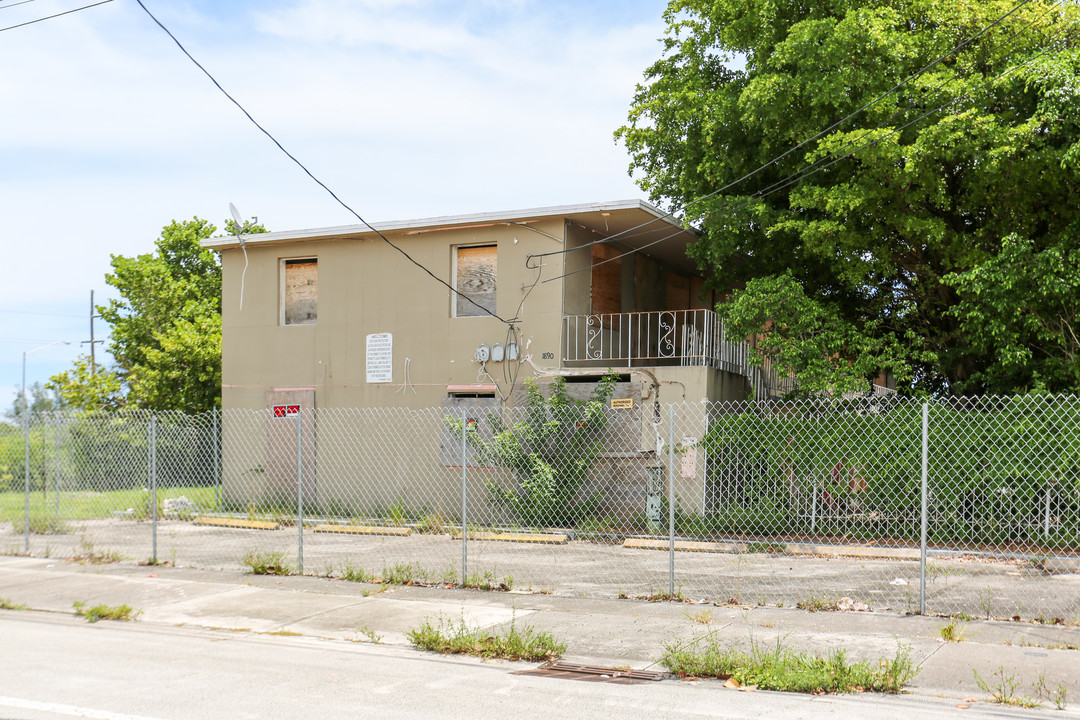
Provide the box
[455,245,496,317]
[591,244,622,317]
[665,271,691,311]
[283,259,317,325]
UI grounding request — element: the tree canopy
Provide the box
[617,0,1080,395]
[50,217,265,413]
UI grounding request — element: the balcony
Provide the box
[562,309,794,398]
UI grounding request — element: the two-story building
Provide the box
[201,199,787,521]
[202,198,784,412]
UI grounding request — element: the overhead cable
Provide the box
[133,0,513,326]
[542,24,1080,284]
[529,0,1046,263]
[0,0,111,32]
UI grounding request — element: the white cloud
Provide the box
[0,0,670,398]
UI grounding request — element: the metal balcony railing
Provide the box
[561,309,795,400]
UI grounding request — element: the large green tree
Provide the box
[618,0,1080,395]
[59,217,266,413]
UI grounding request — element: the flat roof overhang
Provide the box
[200,199,701,273]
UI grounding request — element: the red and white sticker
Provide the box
[273,405,301,418]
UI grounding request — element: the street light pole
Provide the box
[22,340,71,552]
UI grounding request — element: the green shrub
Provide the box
[448,373,618,528]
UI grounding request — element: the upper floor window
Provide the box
[282,258,317,325]
[454,244,496,317]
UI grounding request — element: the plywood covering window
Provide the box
[454,245,496,317]
[591,244,622,318]
[282,258,317,325]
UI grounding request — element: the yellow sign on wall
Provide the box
[611,398,634,409]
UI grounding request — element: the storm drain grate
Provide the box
[514,662,666,684]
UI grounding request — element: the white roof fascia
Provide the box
[200,199,691,250]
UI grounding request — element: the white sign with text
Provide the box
[366,332,393,383]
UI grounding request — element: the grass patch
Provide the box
[73,601,141,623]
[0,486,217,521]
[13,513,70,535]
[241,549,292,576]
[70,540,123,565]
[0,597,28,610]
[660,637,917,694]
[408,615,566,662]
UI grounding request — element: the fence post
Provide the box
[920,401,929,615]
[461,407,468,585]
[22,412,30,553]
[213,408,221,511]
[53,415,60,515]
[296,408,304,576]
[150,415,158,565]
[668,404,676,597]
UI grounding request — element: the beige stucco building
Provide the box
[201,199,785,518]
[202,199,777,414]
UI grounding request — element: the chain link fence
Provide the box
[1,394,1078,621]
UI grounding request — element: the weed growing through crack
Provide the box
[938,621,967,642]
[0,597,28,610]
[357,626,383,644]
[70,540,123,565]
[1033,675,1068,710]
[926,562,960,583]
[973,666,1040,708]
[73,601,141,623]
[381,561,430,585]
[240,550,292,576]
[795,595,836,613]
[685,609,713,624]
[660,636,917,694]
[637,588,689,603]
[408,614,566,662]
[463,570,514,592]
[979,588,995,619]
[339,560,373,583]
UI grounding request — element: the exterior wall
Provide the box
[212,204,740,517]
[220,219,569,411]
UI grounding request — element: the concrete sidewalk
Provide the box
[3,555,1080,713]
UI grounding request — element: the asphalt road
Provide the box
[1,611,1062,720]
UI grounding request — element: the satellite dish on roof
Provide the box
[229,202,244,232]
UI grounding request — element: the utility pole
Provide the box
[82,290,103,374]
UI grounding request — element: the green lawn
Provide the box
[0,485,220,522]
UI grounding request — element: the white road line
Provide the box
[0,696,168,720]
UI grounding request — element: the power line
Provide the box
[0,0,47,11]
[0,0,112,33]
[133,0,513,326]
[530,0,1048,264]
[543,24,1080,285]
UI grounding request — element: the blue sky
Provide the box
[0,0,671,409]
